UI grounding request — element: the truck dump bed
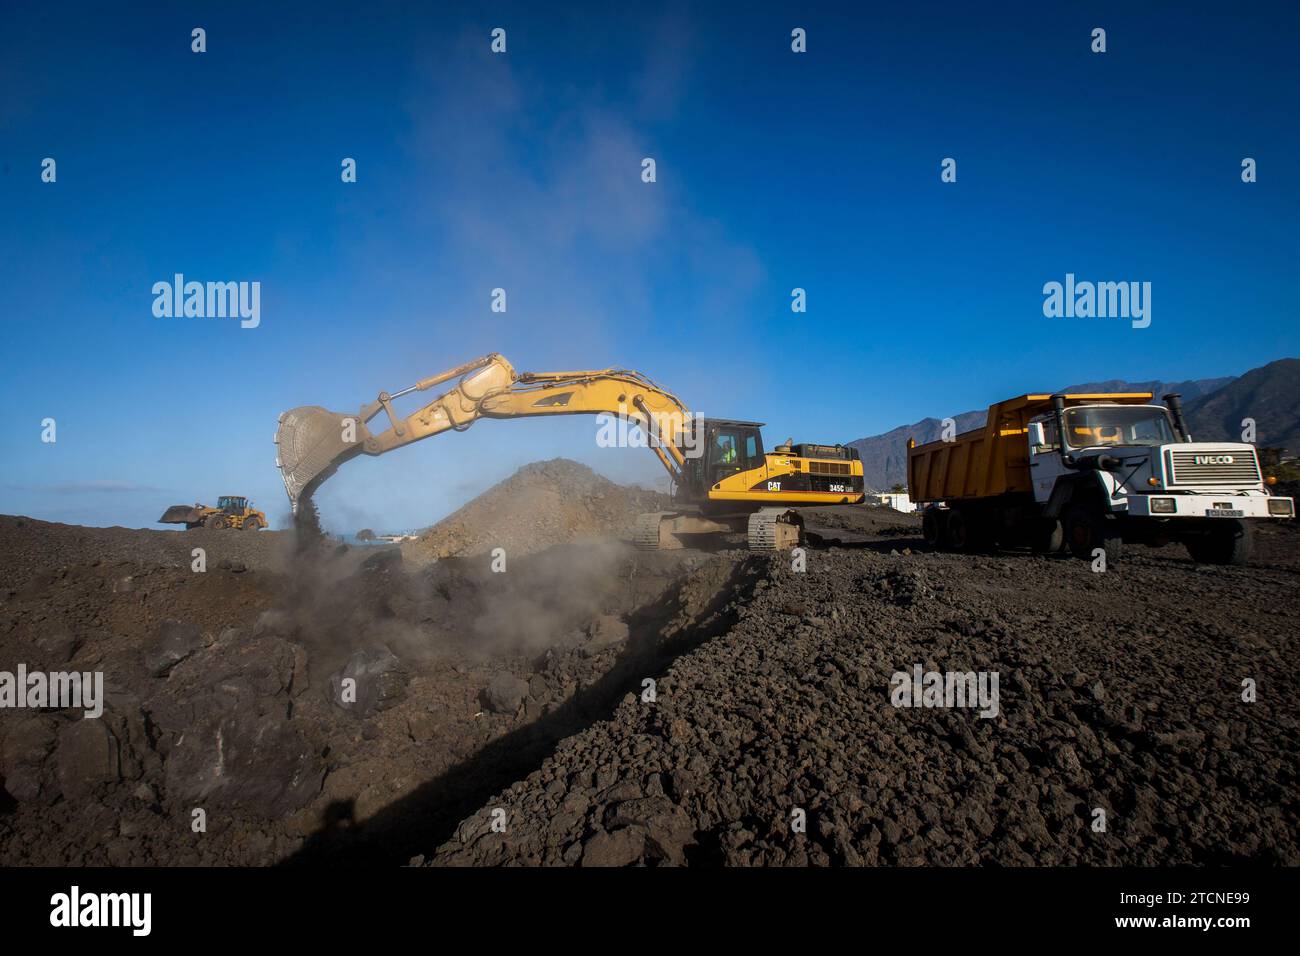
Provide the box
[907,393,1153,503]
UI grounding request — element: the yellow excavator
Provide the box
[274,353,864,550]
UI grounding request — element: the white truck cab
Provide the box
[1027,399,1293,563]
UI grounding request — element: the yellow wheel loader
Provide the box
[274,353,864,550]
[159,496,267,531]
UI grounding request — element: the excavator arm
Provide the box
[274,353,695,512]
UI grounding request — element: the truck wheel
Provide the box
[1185,520,1253,566]
[946,507,971,551]
[243,517,261,531]
[204,515,227,530]
[922,510,944,549]
[1064,504,1123,563]
[1030,518,1064,554]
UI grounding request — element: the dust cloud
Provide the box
[273,490,655,683]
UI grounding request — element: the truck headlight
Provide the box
[1268,498,1294,516]
[1150,497,1177,514]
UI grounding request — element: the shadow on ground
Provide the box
[280,558,764,866]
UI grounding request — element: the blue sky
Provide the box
[2,1,1297,531]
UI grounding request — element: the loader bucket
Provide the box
[275,406,367,512]
[159,505,203,525]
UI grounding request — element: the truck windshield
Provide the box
[1064,406,1175,449]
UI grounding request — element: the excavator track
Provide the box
[747,508,804,551]
[634,511,747,550]
[637,509,804,551]
[634,512,674,550]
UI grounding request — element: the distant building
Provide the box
[870,492,916,514]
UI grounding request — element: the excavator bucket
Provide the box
[159,505,203,525]
[275,406,367,513]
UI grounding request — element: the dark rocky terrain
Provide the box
[426,514,1300,866]
[1,470,1296,867]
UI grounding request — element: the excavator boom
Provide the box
[274,353,693,513]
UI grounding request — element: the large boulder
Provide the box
[56,719,121,799]
[35,628,83,664]
[327,645,409,716]
[144,620,206,678]
[580,827,646,867]
[483,674,530,715]
[143,627,319,817]
[604,797,696,865]
[165,711,324,818]
[0,715,61,803]
[144,629,299,732]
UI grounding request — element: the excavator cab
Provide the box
[679,419,765,503]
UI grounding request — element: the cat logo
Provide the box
[766,481,781,492]
[1194,455,1235,465]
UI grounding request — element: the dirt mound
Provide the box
[401,459,671,563]
[0,515,290,592]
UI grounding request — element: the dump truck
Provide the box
[159,496,267,531]
[274,353,865,550]
[908,392,1294,565]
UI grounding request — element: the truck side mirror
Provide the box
[1027,422,1046,452]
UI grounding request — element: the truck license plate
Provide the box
[1206,509,1244,518]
